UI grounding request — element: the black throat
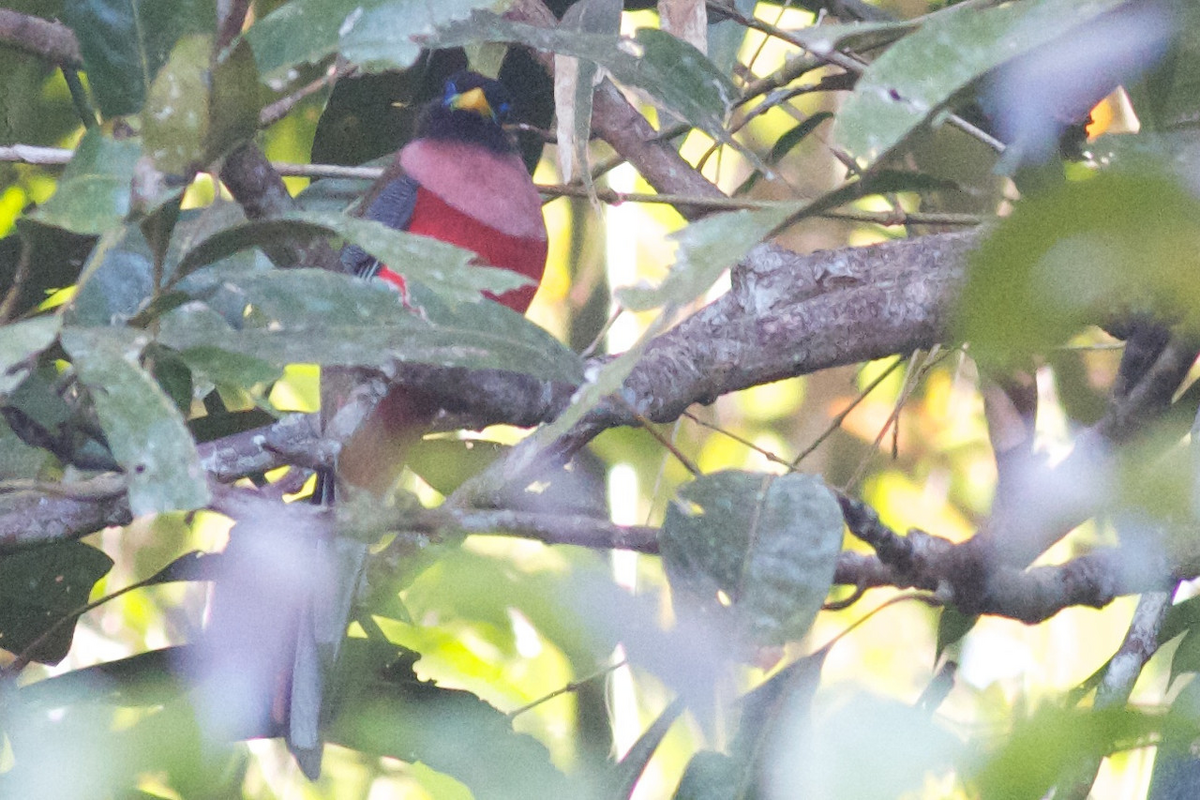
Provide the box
[415,105,516,155]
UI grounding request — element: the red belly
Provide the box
[378,186,547,314]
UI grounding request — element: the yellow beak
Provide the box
[449,87,494,119]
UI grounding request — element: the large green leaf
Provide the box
[63,0,215,117]
[661,471,843,651]
[616,203,801,311]
[834,0,1127,165]
[158,273,582,383]
[0,540,113,664]
[61,327,209,515]
[957,171,1200,367]
[176,213,528,302]
[337,0,502,74]
[141,35,211,175]
[66,225,154,326]
[244,0,382,81]
[31,130,140,235]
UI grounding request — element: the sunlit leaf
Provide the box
[61,327,209,515]
[31,130,140,235]
[616,204,799,311]
[957,171,1200,367]
[0,540,113,664]
[661,471,843,650]
[63,0,215,117]
[834,0,1128,165]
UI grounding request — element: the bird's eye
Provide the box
[496,101,511,117]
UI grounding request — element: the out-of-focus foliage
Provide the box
[0,0,1199,798]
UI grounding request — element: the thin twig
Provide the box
[259,59,358,129]
[620,399,701,477]
[792,357,904,467]
[0,236,33,323]
[507,658,627,719]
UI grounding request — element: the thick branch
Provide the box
[0,9,82,67]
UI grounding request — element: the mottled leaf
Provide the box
[0,541,113,664]
[338,0,501,74]
[661,471,843,651]
[61,327,209,515]
[142,35,211,175]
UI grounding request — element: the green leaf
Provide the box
[834,0,1127,165]
[936,607,978,661]
[66,225,154,326]
[0,316,62,396]
[245,0,383,81]
[63,0,216,117]
[61,327,209,515]
[207,39,262,160]
[616,203,800,311]
[175,346,282,393]
[330,639,572,798]
[431,12,737,141]
[661,471,843,651]
[31,129,141,235]
[1130,4,1200,131]
[0,541,113,664]
[142,35,211,175]
[957,171,1200,368]
[406,438,508,496]
[158,274,583,383]
[177,213,528,302]
[338,0,503,75]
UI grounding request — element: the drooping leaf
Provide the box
[31,129,140,235]
[157,274,582,383]
[244,0,375,82]
[833,0,1128,166]
[608,698,686,799]
[0,540,113,664]
[141,35,211,175]
[661,471,843,651]
[616,203,800,311]
[207,39,262,160]
[957,171,1200,368]
[66,225,154,326]
[61,327,209,515]
[62,0,215,117]
[936,606,978,661]
[176,213,529,302]
[0,316,62,396]
[554,0,621,188]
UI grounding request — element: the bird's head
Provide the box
[416,71,517,154]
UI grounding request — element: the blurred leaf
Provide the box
[834,0,1127,165]
[0,540,113,664]
[188,406,276,443]
[0,316,61,396]
[158,274,582,383]
[145,344,193,414]
[971,705,1157,798]
[616,203,799,311]
[554,0,621,188]
[608,698,685,799]
[142,35,211,175]
[936,606,978,661]
[432,12,737,141]
[1172,628,1200,684]
[957,171,1200,368]
[0,226,97,320]
[330,638,572,799]
[661,471,843,651]
[1161,594,1200,644]
[1130,3,1200,131]
[63,0,215,117]
[31,129,140,235]
[338,0,502,74]
[61,326,209,515]
[789,18,921,53]
[673,751,742,800]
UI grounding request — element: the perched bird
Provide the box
[278,71,549,776]
[328,70,549,498]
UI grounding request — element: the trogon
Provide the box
[325,70,549,499]
[282,71,549,777]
